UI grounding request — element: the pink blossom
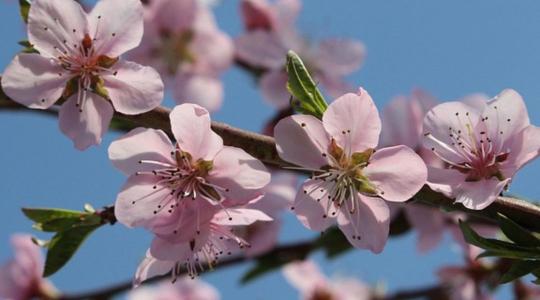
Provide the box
[128,0,233,112]
[128,277,219,300]
[0,235,56,300]
[134,207,272,284]
[241,171,297,256]
[274,89,428,253]
[109,103,271,236]
[422,89,540,210]
[236,0,365,108]
[437,247,494,300]
[1,0,164,150]
[283,260,371,300]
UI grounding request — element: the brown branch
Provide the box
[2,97,539,231]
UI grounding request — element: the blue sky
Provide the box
[2,0,540,299]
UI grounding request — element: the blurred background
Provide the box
[2,0,540,298]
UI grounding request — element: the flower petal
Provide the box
[235,30,287,69]
[425,166,466,198]
[404,205,446,253]
[381,95,422,148]
[315,39,365,77]
[190,29,234,74]
[150,226,209,261]
[455,179,510,210]
[114,174,172,229]
[274,115,331,169]
[212,208,272,226]
[173,73,223,113]
[88,0,144,57]
[291,179,337,232]
[422,100,485,164]
[282,260,326,294]
[502,125,540,174]
[484,89,530,149]
[133,251,174,287]
[1,54,68,109]
[322,89,381,153]
[103,60,164,115]
[27,0,87,58]
[364,145,428,202]
[241,0,276,31]
[108,128,175,176]
[58,94,113,150]
[337,195,390,253]
[207,146,270,204]
[244,220,281,257]
[169,104,223,161]
[260,70,290,108]
[145,0,197,32]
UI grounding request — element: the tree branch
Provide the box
[2,97,539,231]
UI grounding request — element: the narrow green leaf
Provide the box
[497,213,540,247]
[22,208,83,223]
[286,50,328,118]
[500,260,540,283]
[19,0,31,23]
[43,225,100,277]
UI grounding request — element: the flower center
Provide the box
[156,29,196,75]
[425,108,510,182]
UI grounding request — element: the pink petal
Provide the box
[145,0,197,32]
[274,115,331,169]
[1,54,68,109]
[150,226,209,261]
[274,0,301,28]
[235,30,287,69]
[108,128,175,176]
[133,251,174,287]
[282,260,327,294]
[190,29,234,74]
[260,70,291,108]
[317,73,354,100]
[455,178,510,210]
[103,60,164,115]
[58,94,114,150]
[363,145,428,202]
[291,179,337,232]
[114,174,172,229]
[423,101,484,164]
[27,0,87,58]
[322,89,381,153]
[425,166,466,197]
[250,171,297,214]
[502,125,540,173]
[331,278,371,300]
[212,208,272,226]
[244,220,281,257]
[337,195,390,253]
[241,0,276,31]
[173,73,224,113]
[484,89,530,149]
[380,96,422,148]
[207,146,270,204]
[169,104,223,161]
[315,39,365,77]
[88,0,144,57]
[404,205,445,253]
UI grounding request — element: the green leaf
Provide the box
[497,213,540,247]
[286,50,328,119]
[500,260,540,283]
[43,224,100,277]
[22,208,83,223]
[19,0,31,23]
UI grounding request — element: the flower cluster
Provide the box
[129,0,233,112]
[236,0,365,108]
[109,103,271,282]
